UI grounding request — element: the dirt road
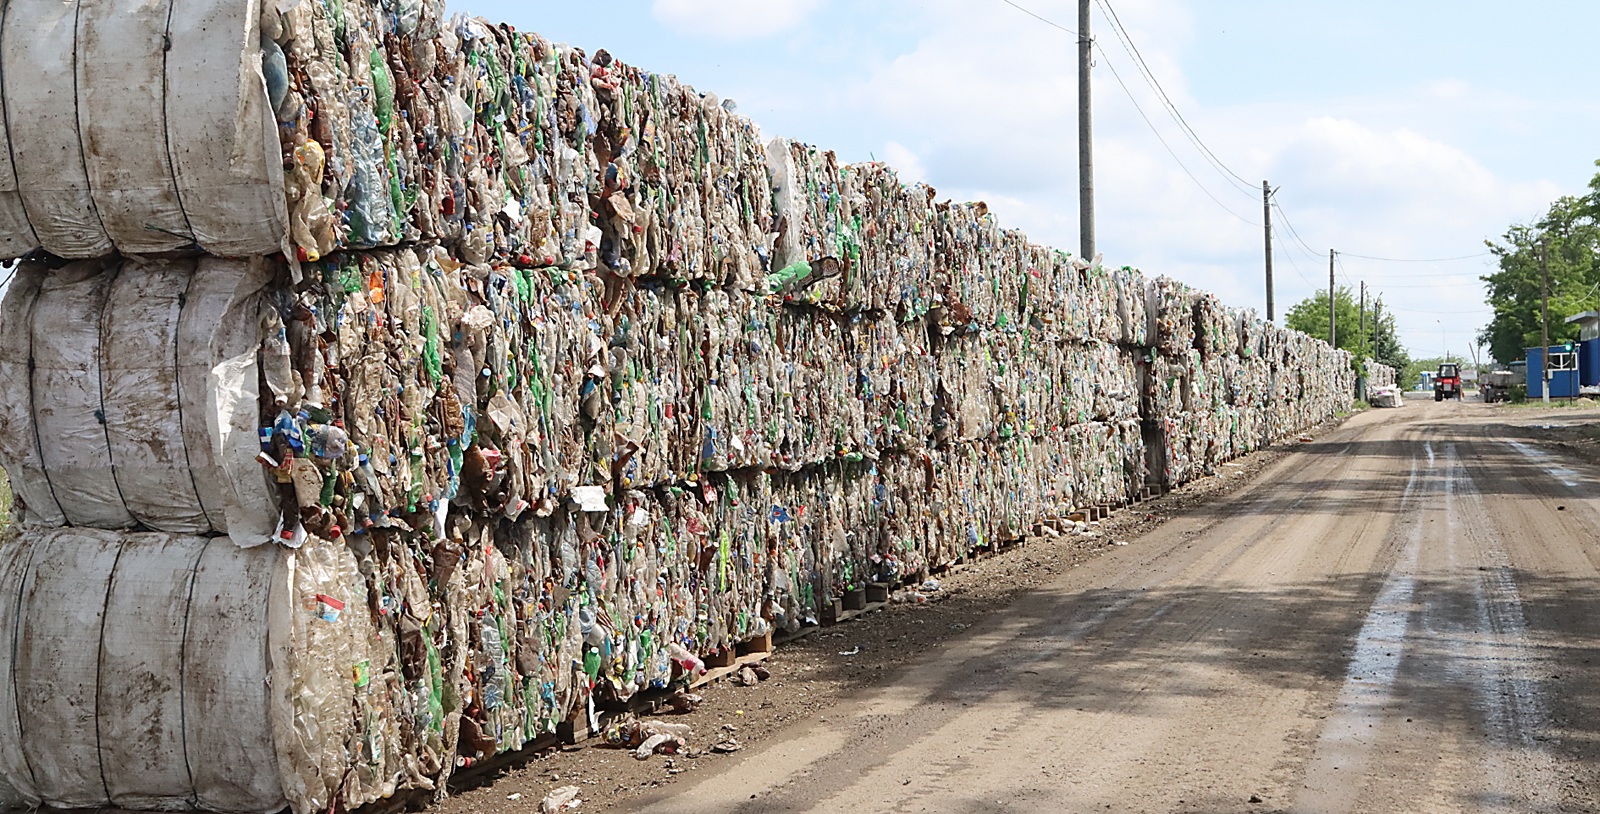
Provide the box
[612,397,1600,813]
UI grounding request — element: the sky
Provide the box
[462,0,1600,363]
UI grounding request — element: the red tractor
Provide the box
[1434,362,1462,401]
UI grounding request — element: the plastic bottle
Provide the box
[665,642,705,677]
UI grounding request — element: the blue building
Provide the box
[1563,311,1600,389]
[1527,344,1582,398]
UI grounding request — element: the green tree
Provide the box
[1286,286,1383,362]
[1478,173,1600,364]
[1402,354,1466,392]
[1286,288,1410,382]
[1368,297,1410,375]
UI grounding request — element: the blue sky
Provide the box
[463,0,1600,362]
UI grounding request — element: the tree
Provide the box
[1286,288,1410,383]
[1403,355,1464,392]
[1478,169,1600,364]
[1368,297,1410,375]
[1284,286,1402,370]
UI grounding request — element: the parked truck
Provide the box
[1481,365,1525,403]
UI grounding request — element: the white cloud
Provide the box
[880,141,927,185]
[712,0,1571,358]
[652,0,824,39]
[1427,79,1472,101]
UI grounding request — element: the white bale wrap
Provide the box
[1,0,114,258]
[0,0,285,259]
[165,0,287,256]
[0,257,275,536]
[78,0,193,251]
[0,529,286,813]
[0,262,64,527]
[31,259,130,528]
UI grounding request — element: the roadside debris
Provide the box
[602,719,693,761]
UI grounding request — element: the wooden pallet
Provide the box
[833,599,889,625]
[688,650,771,691]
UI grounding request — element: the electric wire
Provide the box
[1366,281,1490,289]
[999,0,1076,36]
[1271,199,1324,262]
[995,0,1257,228]
[1363,271,1497,287]
[1335,254,1358,290]
[1340,251,1492,263]
[1274,230,1316,288]
[1003,0,1467,280]
[1093,0,1257,196]
[1094,0,1397,275]
[1091,40,1260,227]
[1347,268,1496,279]
[1383,305,1493,315]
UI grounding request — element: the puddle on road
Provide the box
[1499,438,1583,487]
[1296,437,1560,813]
[1293,449,1425,814]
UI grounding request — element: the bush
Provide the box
[1510,384,1527,403]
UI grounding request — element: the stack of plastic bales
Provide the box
[1365,360,1402,407]
[0,4,1356,814]
[1367,361,1398,389]
[1140,278,1355,485]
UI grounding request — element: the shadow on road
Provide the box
[1178,422,1600,519]
[635,406,1600,814]
[695,566,1600,814]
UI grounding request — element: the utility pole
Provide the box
[1373,297,1382,361]
[1328,249,1337,348]
[1358,281,1366,401]
[1263,181,1274,322]
[1359,282,1366,355]
[1078,0,1095,262]
[1541,237,1551,405]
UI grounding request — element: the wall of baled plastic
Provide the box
[0,2,1355,813]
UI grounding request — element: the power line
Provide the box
[1335,254,1359,290]
[1004,0,1454,276]
[1384,305,1493,315]
[1270,200,1323,261]
[997,0,1257,228]
[999,0,1075,36]
[1092,0,1256,197]
[1091,41,1259,227]
[1353,269,1495,279]
[1091,0,1398,287]
[1340,251,1492,263]
[1367,281,1490,289]
[1274,230,1315,288]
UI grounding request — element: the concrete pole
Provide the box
[1328,250,1337,348]
[1078,0,1095,262]
[1541,238,1551,404]
[1263,181,1274,322]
